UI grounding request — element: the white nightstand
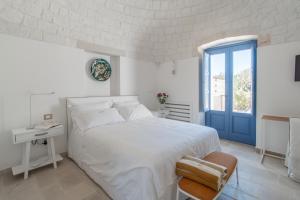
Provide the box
[11,125,64,179]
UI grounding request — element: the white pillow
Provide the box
[128,104,153,120]
[115,104,153,120]
[113,100,139,107]
[72,108,125,131]
[70,101,113,115]
[115,104,139,120]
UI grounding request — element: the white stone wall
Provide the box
[0,0,300,62]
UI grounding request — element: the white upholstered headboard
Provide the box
[66,96,138,136]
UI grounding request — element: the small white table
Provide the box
[11,125,64,179]
[260,115,289,163]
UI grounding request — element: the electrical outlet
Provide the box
[44,114,53,120]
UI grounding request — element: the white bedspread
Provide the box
[69,117,220,200]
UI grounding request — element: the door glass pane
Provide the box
[232,49,252,113]
[210,53,226,111]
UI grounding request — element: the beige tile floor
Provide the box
[0,140,299,200]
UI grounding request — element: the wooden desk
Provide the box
[261,115,289,122]
[260,114,289,163]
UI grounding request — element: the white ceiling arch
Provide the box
[1,0,300,62]
[198,35,258,52]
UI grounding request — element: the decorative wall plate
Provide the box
[90,58,111,81]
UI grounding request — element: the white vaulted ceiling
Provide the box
[0,0,300,62]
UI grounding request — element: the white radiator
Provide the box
[164,102,192,122]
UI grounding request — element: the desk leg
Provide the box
[24,142,31,179]
[49,137,57,169]
[261,119,266,163]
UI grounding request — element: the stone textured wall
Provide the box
[1,0,300,62]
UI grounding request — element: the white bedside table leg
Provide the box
[47,138,52,160]
[24,141,31,179]
[49,137,57,168]
[22,143,27,166]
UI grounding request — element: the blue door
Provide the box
[204,41,257,145]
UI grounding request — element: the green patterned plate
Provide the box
[90,58,111,81]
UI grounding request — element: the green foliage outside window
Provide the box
[233,68,251,112]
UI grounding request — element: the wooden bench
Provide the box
[176,152,238,200]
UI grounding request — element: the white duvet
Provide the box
[69,117,220,200]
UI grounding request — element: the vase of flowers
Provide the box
[157,92,168,105]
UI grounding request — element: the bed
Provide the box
[66,96,221,200]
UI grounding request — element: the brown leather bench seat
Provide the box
[178,152,238,200]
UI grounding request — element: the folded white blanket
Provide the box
[176,158,224,191]
[184,155,227,178]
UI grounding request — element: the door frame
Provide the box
[203,40,257,145]
[205,47,230,139]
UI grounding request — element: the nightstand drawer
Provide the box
[13,126,63,144]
